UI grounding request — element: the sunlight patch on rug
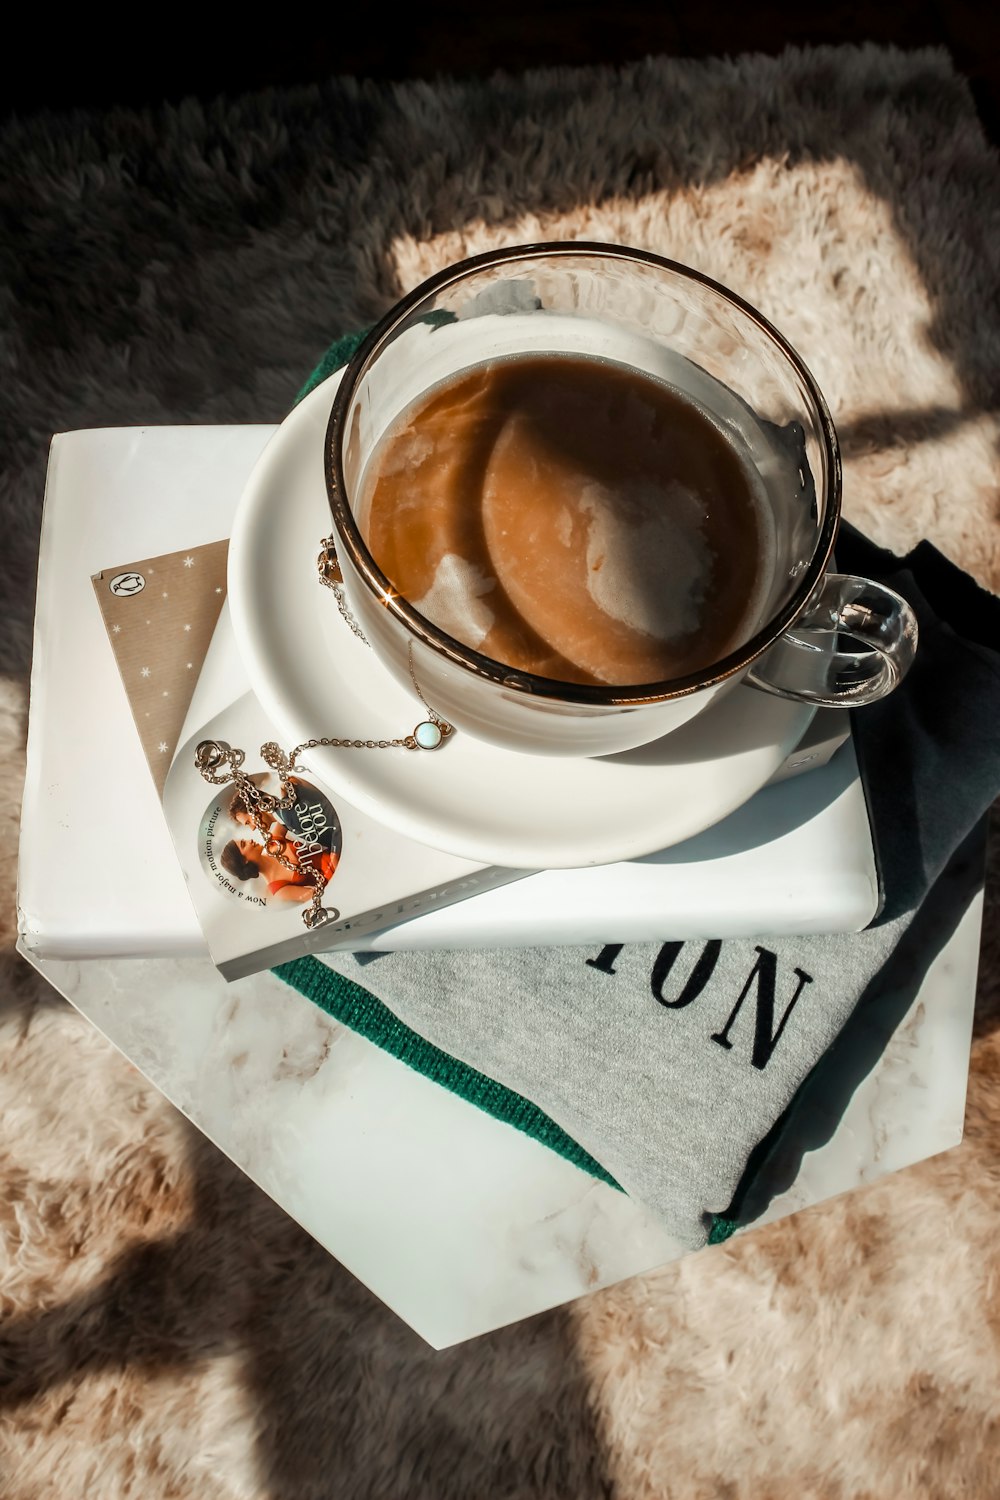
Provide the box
[389,157,1000,588]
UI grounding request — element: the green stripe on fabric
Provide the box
[274,956,620,1188]
[707,1216,739,1244]
[294,328,371,405]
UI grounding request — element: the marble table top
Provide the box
[20,866,983,1347]
[16,421,987,1348]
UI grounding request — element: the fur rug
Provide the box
[3,44,1000,1498]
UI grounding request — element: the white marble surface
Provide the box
[19,879,983,1348]
[17,422,987,1346]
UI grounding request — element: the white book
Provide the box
[18,426,880,973]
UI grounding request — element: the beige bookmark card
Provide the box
[92,540,229,794]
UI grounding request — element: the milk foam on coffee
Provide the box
[411,553,498,649]
[358,354,773,686]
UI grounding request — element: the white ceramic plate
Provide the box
[228,375,814,868]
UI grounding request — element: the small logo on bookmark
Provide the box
[109,571,146,596]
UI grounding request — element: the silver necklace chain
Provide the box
[194,536,454,930]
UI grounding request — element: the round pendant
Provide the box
[414,720,443,750]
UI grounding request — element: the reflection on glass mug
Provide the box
[324,242,917,758]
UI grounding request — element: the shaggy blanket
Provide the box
[2,44,1000,1499]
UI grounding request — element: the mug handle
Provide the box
[744,574,918,707]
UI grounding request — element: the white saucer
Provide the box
[228,375,814,868]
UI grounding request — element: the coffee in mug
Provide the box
[358,354,774,687]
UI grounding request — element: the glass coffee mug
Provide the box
[324,242,917,758]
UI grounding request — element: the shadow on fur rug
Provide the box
[2,43,1000,1498]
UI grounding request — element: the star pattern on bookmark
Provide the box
[93,538,229,795]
